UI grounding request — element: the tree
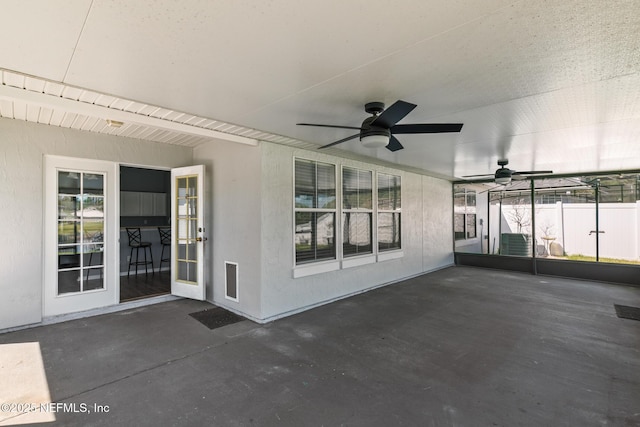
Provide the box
[507,198,531,234]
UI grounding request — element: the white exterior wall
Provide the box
[193,139,263,321]
[0,118,193,330]
[259,143,454,321]
[422,174,455,268]
[1,118,455,328]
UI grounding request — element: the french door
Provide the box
[171,165,206,300]
[44,156,118,317]
[44,158,207,318]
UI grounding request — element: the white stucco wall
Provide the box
[259,143,454,321]
[422,175,455,268]
[193,139,263,320]
[0,118,193,330]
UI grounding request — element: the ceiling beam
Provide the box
[0,84,259,146]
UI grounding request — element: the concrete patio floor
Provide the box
[1,266,640,426]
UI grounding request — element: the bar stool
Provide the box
[126,228,154,277]
[157,226,171,273]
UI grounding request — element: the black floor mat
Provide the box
[614,304,640,321]
[189,307,244,329]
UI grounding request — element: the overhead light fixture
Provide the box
[106,119,124,128]
[494,166,512,185]
[495,176,512,185]
[360,134,389,148]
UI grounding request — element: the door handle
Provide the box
[196,237,208,242]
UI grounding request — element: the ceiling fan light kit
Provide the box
[494,176,512,185]
[494,161,513,184]
[297,100,463,152]
[361,134,389,148]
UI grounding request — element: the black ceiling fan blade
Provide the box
[392,123,464,134]
[386,135,404,152]
[514,170,554,175]
[297,123,361,130]
[371,100,417,128]
[462,173,494,178]
[318,133,360,149]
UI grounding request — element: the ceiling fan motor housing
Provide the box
[495,167,512,180]
[364,102,385,115]
[360,116,391,139]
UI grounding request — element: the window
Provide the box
[378,173,401,251]
[293,160,404,272]
[342,167,373,257]
[57,170,105,294]
[454,188,476,240]
[294,159,336,264]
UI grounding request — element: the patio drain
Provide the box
[189,307,245,329]
[614,304,640,321]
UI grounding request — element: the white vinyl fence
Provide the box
[490,201,640,262]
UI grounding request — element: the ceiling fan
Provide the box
[463,159,553,184]
[297,100,463,152]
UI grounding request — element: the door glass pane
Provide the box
[187,243,197,261]
[178,219,188,239]
[177,261,197,283]
[59,246,80,269]
[188,219,197,239]
[58,221,81,244]
[58,270,81,294]
[178,178,187,198]
[82,196,104,218]
[83,244,104,266]
[84,268,104,291]
[84,220,104,238]
[83,174,103,195]
[58,171,80,194]
[175,174,198,285]
[187,177,197,196]
[57,170,106,295]
[58,195,80,219]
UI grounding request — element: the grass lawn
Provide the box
[564,254,640,265]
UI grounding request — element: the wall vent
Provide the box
[225,261,238,301]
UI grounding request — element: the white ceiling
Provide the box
[1,0,639,180]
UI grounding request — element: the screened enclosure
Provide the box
[454,172,640,266]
